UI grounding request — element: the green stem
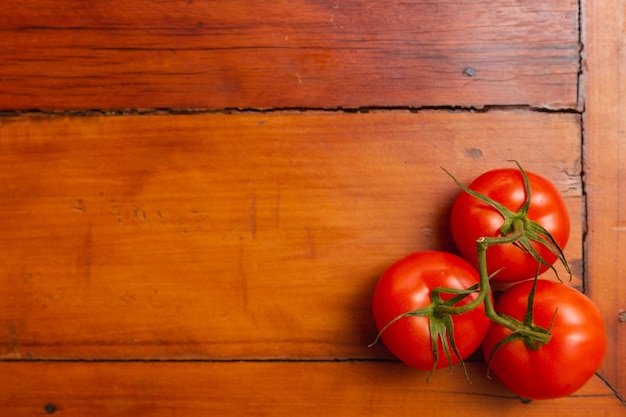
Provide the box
[435,228,523,317]
[435,229,552,346]
[476,237,551,346]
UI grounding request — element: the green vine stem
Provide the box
[434,233,551,347]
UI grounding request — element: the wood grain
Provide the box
[0,0,580,110]
[2,0,624,411]
[0,112,582,360]
[583,0,626,400]
[0,362,622,416]
[0,362,623,417]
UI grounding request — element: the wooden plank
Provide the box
[0,362,622,416]
[583,0,626,400]
[0,112,582,360]
[0,0,580,110]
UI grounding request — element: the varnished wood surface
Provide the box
[583,0,626,399]
[0,0,580,110]
[1,0,624,414]
[0,112,582,360]
[0,362,622,416]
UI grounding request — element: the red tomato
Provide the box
[372,251,491,370]
[482,280,606,400]
[450,168,570,282]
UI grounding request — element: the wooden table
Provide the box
[1,1,624,415]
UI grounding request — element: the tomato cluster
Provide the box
[371,164,607,400]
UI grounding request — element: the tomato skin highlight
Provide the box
[450,168,570,283]
[482,280,606,400]
[372,251,491,370]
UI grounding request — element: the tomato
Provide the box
[482,280,606,399]
[371,251,491,370]
[450,168,570,282]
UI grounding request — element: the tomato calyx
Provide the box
[484,276,557,377]
[475,233,554,348]
[369,284,480,382]
[442,161,571,282]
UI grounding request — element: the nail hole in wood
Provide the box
[463,67,477,77]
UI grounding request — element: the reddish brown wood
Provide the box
[1,0,623,412]
[583,0,626,400]
[0,362,623,416]
[0,0,579,110]
[0,112,582,360]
